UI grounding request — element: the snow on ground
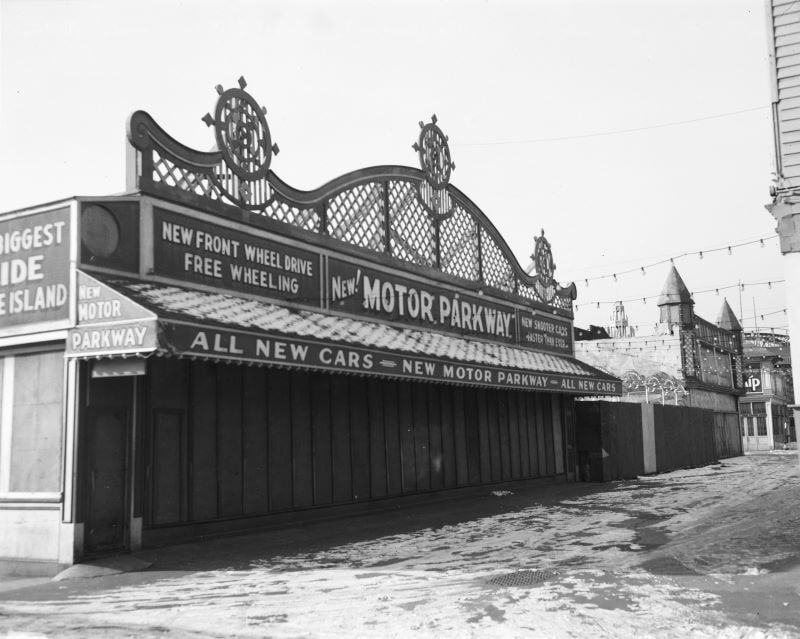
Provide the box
[1,453,798,638]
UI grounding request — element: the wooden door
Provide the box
[86,408,129,554]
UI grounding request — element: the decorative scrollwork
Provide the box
[532,229,555,288]
[127,85,576,316]
[414,114,454,188]
[202,76,279,181]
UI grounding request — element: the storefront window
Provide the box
[6,351,64,492]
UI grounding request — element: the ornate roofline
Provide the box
[126,77,576,315]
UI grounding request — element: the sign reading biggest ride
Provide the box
[0,208,70,327]
[154,209,320,303]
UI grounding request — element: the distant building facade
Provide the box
[739,331,795,450]
[575,266,745,426]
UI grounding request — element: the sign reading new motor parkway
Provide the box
[162,323,621,395]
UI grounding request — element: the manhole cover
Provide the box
[487,569,559,587]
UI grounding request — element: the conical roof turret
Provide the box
[716,298,742,331]
[657,265,693,306]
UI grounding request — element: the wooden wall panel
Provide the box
[217,367,243,517]
[148,359,188,525]
[543,393,555,476]
[310,375,332,506]
[330,375,352,503]
[476,389,492,483]
[190,362,218,521]
[497,392,512,481]
[439,385,458,489]
[398,382,417,493]
[427,385,444,491]
[507,391,522,479]
[142,358,583,532]
[463,388,481,485]
[412,384,431,492]
[367,379,387,499]
[349,377,371,502]
[149,358,187,411]
[242,367,268,514]
[152,411,183,524]
[484,391,500,482]
[291,371,314,509]
[535,394,547,476]
[551,395,564,475]
[383,381,403,497]
[516,393,530,477]
[268,370,293,510]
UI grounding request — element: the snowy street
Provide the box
[1,452,799,638]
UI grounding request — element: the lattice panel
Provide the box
[480,228,516,293]
[152,150,222,201]
[517,281,571,311]
[210,166,273,210]
[264,198,319,232]
[327,183,385,253]
[440,204,479,280]
[388,181,436,268]
[419,181,452,216]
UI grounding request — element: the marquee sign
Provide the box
[149,208,575,355]
[67,272,158,357]
[154,208,320,304]
[0,208,70,328]
[162,323,621,395]
[328,258,516,343]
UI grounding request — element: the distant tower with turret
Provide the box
[657,265,694,333]
[609,300,634,337]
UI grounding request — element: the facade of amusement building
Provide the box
[0,79,620,574]
[575,266,745,414]
[740,330,794,451]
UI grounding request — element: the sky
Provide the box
[0,0,788,335]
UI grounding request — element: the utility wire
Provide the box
[455,106,768,147]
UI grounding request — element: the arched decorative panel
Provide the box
[127,77,576,316]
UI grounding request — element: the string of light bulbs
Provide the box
[573,279,785,310]
[564,235,777,287]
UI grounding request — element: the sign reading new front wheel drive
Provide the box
[0,208,70,328]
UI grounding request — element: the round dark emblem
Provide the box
[81,205,120,258]
[414,115,454,188]
[213,87,273,180]
[532,230,555,288]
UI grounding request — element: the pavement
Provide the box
[0,453,798,638]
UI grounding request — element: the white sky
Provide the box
[0,0,787,334]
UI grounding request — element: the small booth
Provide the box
[0,78,621,574]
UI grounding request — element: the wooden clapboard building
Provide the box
[0,78,621,574]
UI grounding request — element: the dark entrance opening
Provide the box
[83,375,134,556]
[85,407,129,554]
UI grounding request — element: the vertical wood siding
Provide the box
[771,0,800,186]
[144,360,571,527]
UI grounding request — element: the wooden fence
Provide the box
[575,401,742,481]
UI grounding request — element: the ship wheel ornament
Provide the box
[413,114,455,216]
[413,114,455,188]
[202,76,279,181]
[532,229,556,289]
